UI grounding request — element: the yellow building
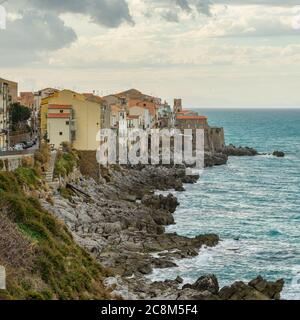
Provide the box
[41,90,101,150]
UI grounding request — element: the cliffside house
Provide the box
[115,89,162,128]
[102,94,127,109]
[41,90,102,150]
[47,104,73,149]
[127,115,141,129]
[18,92,34,109]
[83,93,111,129]
[0,78,18,149]
[128,106,151,129]
[173,99,208,130]
[175,115,208,130]
[158,102,172,128]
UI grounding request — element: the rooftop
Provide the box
[127,115,140,119]
[48,113,71,119]
[176,115,207,120]
[48,104,72,109]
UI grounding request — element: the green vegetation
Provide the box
[10,102,32,132]
[54,151,78,178]
[14,167,40,189]
[59,187,75,200]
[34,143,51,176]
[0,169,112,300]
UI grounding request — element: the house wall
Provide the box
[176,118,208,129]
[129,106,151,129]
[0,78,18,149]
[128,99,157,126]
[47,117,70,149]
[42,90,101,150]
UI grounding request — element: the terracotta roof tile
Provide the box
[176,115,207,120]
[48,113,71,119]
[48,104,72,109]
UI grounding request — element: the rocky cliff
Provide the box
[40,152,284,300]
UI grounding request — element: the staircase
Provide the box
[44,151,57,183]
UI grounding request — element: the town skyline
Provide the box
[1,0,300,107]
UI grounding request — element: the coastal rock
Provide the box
[205,152,228,167]
[42,154,284,300]
[218,277,285,300]
[142,194,179,213]
[273,151,285,158]
[248,276,284,300]
[222,144,258,156]
[183,274,219,295]
[179,288,220,300]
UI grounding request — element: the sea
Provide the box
[148,108,300,300]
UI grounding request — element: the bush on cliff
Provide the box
[0,170,112,300]
[54,150,78,178]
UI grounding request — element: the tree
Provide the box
[10,103,31,132]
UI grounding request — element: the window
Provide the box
[60,110,63,113]
[66,121,69,125]
[59,132,63,136]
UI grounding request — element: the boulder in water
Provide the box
[273,151,285,158]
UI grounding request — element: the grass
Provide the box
[54,151,78,178]
[15,167,40,189]
[0,169,113,300]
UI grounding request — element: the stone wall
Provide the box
[0,154,34,172]
[205,127,225,153]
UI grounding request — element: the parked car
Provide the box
[14,143,24,151]
[21,141,33,149]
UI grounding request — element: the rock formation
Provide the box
[41,158,284,300]
[222,144,258,156]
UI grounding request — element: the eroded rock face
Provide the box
[248,276,284,300]
[222,145,258,156]
[205,152,228,167]
[142,194,179,214]
[218,277,284,300]
[183,275,219,295]
[42,163,284,300]
[43,165,218,281]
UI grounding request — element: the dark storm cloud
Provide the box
[7,0,134,28]
[0,0,133,66]
[0,10,77,65]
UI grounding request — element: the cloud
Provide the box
[7,0,134,28]
[0,10,77,66]
[154,0,300,22]
[162,10,180,22]
[0,0,134,66]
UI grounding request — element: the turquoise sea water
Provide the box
[149,109,300,300]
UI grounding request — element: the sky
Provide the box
[1,0,300,107]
